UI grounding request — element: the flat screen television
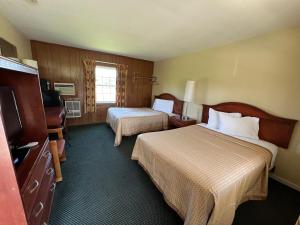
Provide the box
[0,87,23,148]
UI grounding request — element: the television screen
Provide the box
[0,87,22,147]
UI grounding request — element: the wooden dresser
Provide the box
[0,56,55,225]
[21,139,55,225]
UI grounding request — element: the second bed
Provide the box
[107,93,183,146]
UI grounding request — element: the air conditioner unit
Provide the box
[65,100,81,118]
[54,83,75,96]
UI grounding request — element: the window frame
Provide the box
[95,64,117,104]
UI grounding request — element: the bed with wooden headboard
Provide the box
[154,93,184,115]
[201,102,297,148]
[106,93,183,146]
[132,102,297,225]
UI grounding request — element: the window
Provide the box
[95,66,117,103]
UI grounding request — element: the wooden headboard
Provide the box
[154,93,184,115]
[201,102,297,148]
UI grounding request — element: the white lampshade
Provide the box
[183,80,195,102]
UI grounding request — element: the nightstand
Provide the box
[169,116,197,128]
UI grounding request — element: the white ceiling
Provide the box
[1,0,300,61]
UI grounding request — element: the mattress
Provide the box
[198,123,278,169]
[132,125,272,225]
[106,107,169,146]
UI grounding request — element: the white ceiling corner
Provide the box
[0,0,300,61]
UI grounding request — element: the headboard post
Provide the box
[201,102,297,148]
[154,93,184,115]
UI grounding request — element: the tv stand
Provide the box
[0,56,55,225]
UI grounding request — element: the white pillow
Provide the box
[152,99,174,114]
[207,108,242,129]
[219,113,260,140]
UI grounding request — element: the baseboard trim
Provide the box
[270,173,300,192]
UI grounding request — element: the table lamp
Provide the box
[182,80,195,120]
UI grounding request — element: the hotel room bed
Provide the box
[107,107,169,146]
[132,102,297,225]
[107,93,183,146]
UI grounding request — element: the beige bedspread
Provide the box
[107,107,168,146]
[132,125,272,225]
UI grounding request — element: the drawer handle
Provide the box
[50,182,56,192]
[46,167,54,175]
[43,151,51,158]
[34,202,44,217]
[28,180,39,194]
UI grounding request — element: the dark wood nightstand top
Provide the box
[169,116,197,128]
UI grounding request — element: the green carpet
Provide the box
[49,124,300,225]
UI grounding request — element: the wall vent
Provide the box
[54,83,75,96]
[65,100,81,118]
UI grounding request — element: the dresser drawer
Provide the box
[22,145,52,217]
[28,164,55,225]
[170,119,183,127]
[169,116,196,128]
[40,175,56,225]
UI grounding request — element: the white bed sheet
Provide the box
[107,107,177,146]
[198,123,278,169]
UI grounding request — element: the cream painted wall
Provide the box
[153,28,300,188]
[0,14,32,59]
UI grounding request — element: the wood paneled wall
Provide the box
[31,40,154,126]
